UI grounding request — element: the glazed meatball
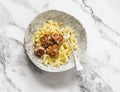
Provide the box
[52,34,63,45]
[34,46,45,57]
[46,44,59,58]
[41,34,53,48]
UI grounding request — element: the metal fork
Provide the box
[64,34,83,71]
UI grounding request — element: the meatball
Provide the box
[52,34,63,45]
[46,44,59,58]
[41,34,53,48]
[34,46,45,57]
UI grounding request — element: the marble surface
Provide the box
[0,0,120,92]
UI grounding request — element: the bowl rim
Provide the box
[24,9,87,72]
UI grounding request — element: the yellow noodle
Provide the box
[33,20,77,67]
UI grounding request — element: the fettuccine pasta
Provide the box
[33,20,77,67]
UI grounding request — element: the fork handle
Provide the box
[67,39,83,71]
[74,55,83,71]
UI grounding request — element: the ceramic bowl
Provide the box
[24,10,87,72]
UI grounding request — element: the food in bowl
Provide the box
[33,20,78,67]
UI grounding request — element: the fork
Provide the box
[64,34,83,71]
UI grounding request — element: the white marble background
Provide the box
[0,0,120,92]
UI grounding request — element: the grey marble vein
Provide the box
[73,0,120,36]
[9,22,25,31]
[10,0,49,13]
[8,38,24,45]
[85,54,120,74]
[0,37,21,92]
[0,2,25,32]
[76,62,113,92]
[73,0,120,48]
[10,0,39,13]
[0,3,12,28]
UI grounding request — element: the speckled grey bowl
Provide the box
[24,10,87,72]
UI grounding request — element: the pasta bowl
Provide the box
[24,10,87,72]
